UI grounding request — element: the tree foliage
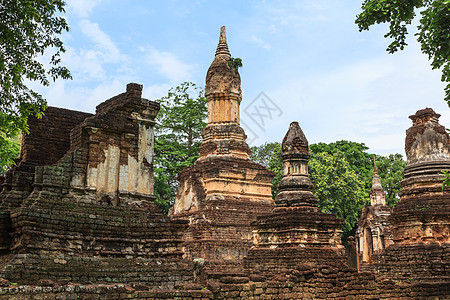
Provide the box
[310,141,373,194]
[228,57,243,70]
[154,82,207,213]
[251,142,283,198]
[309,151,366,236]
[0,133,20,175]
[442,170,450,190]
[0,0,71,170]
[356,0,450,105]
[374,154,406,207]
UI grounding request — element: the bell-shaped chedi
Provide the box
[246,122,346,275]
[393,108,450,244]
[374,108,450,281]
[171,27,275,269]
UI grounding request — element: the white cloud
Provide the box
[59,20,129,81]
[63,46,106,80]
[142,83,172,101]
[79,20,127,64]
[66,0,103,18]
[143,47,194,83]
[358,133,406,157]
[250,35,271,50]
[261,0,333,29]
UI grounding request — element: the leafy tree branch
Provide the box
[0,0,71,171]
[356,0,450,105]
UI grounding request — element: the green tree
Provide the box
[0,0,71,170]
[250,142,280,168]
[310,141,373,196]
[0,133,21,175]
[309,151,366,237]
[154,82,207,213]
[356,0,450,105]
[309,141,406,208]
[250,142,283,198]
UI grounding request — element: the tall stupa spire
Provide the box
[200,26,248,159]
[205,26,242,126]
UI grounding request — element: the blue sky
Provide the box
[35,0,449,156]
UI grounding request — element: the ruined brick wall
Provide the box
[0,270,448,299]
[20,107,92,166]
[0,107,92,255]
[0,107,91,210]
[374,243,450,281]
[0,84,195,289]
[68,83,160,202]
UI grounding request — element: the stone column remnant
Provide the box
[275,121,318,208]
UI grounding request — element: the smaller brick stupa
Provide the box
[246,121,346,275]
[356,157,392,270]
[374,108,450,281]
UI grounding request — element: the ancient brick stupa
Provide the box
[374,108,450,281]
[246,121,346,274]
[171,26,275,272]
[356,158,392,270]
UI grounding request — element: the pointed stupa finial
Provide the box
[281,121,309,159]
[370,155,385,206]
[373,155,378,174]
[215,26,231,57]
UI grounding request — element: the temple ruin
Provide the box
[0,83,193,289]
[0,27,448,299]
